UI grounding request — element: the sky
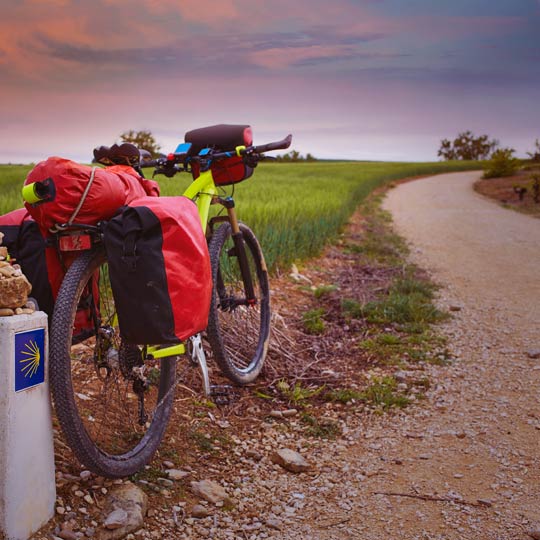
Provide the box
[0,0,539,163]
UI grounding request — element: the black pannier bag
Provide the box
[0,208,55,315]
[186,124,255,186]
[103,196,212,344]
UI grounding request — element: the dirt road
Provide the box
[287,171,540,539]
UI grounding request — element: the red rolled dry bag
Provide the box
[23,157,159,231]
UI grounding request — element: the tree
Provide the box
[119,129,161,157]
[527,139,540,162]
[438,131,499,161]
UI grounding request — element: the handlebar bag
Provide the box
[103,196,211,344]
[190,156,254,186]
[0,208,98,342]
[24,157,160,231]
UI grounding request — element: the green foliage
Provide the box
[360,376,410,409]
[438,131,498,161]
[119,129,161,157]
[276,380,324,405]
[301,413,341,438]
[341,298,363,319]
[483,148,519,178]
[360,278,448,331]
[527,139,540,162]
[0,165,33,214]
[313,284,338,299]
[275,150,317,162]
[302,307,326,334]
[325,388,364,403]
[0,160,478,271]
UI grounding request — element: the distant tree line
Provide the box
[274,150,317,162]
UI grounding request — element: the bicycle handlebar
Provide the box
[138,133,293,171]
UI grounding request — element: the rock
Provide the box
[80,471,92,481]
[99,481,147,540]
[162,460,175,469]
[271,449,311,473]
[56,506,66,515]
[157,478,174,487]
[190,480,233,505]
[449,305,462,312]
[191,504,210,518]
[245,449,263,461]
[84,494,94,505]
[394,370,409,383]
[527,350,540,359]
[266,518,281,530]
[103,509,128,530]
[165,468,189,481]
[58,529,78,540]
[0,273,32,309]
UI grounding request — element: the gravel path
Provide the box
[281,171,540,539]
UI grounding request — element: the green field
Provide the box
[1,161,477,270]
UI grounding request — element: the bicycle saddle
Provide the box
[93,143,150,166]
[185,124,253,155]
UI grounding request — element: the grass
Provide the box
[302,307,326,334]
[2,160,479,270]
[325,377,409,410]
[357,277,448,331]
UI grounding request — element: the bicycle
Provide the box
[24,125,292,477]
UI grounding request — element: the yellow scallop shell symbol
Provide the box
[20,340,41,378]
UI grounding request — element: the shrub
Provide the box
[438,131,498,161]
[483,148,519,178]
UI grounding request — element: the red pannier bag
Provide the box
[23,157,160,231]
[0,208,96,340]
[103,196,212,344]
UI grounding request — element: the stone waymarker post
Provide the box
[0,312,55,540]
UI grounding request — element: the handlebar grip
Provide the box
[253,134,292,154]
[140,158,164,168]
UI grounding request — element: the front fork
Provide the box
[220,199,256,305]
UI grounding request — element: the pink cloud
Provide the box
[250,45,355,69]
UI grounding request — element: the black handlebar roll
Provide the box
[185,124,253,155]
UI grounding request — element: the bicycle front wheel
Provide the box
[49,248,176,478]
[207,222,270,384]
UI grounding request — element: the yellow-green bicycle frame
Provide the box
[146,145,246,360]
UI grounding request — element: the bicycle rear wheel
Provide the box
[206,222,270,384]
[49,248,176,478]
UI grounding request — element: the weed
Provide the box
[189,430,214,453]
[313,284,338,299]
[276,380,324,405]
[301,413,341,439]
[360,376,410,410]
[341,298,363,319]
[325,388,364,404]
[130,465,167,484]
[361,289,447,330]
[302,308,326,334]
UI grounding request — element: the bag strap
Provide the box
[120,206,158,272]
[49,167,98,233]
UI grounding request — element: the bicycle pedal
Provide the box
[210,385,234,405]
